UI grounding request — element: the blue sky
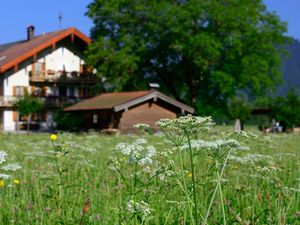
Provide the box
[0,0,299,44]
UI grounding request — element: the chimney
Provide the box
[148,83,160,90]
[27,25,35,41]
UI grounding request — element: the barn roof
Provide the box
[0,27,91,73]
[64,90,194,114]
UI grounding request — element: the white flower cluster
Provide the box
[256,166,281,173]
[126,200,152,218]
[156,115,214,131]
[284,187,300,194]
[0,173,11,179]
[1,163,22,172]
[181,139,240,152]
[232,131,257,139]
[133,123,151,129]
[0,151,7,164]
[116,138,156,165]
[229,153,274,165]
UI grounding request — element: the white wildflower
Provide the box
[285,187,300,193]
[116,140,156,165]
[126,200,152,219]
[229,153,274,165]
[181,139,240,153]
[0,173,11,179]
[134,138,148,145]
[0,151,7,164]
[133,123,150,129]
[232,131,257,139]
[256,166,280,173]
[156,115,214,131]
[1,163,22,172]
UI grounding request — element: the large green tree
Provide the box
[86,0,289,116]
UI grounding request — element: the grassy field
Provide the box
[0,124,299,225]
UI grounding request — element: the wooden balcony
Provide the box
[29,70,100,84]
[0,96,19,107]
[0,96,88,108]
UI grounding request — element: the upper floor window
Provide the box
[34,62,45,72]
[13,86,27,96]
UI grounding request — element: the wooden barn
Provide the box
[64,90,194,133]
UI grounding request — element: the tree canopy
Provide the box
[15,96,43,131]
[86,0,289,116]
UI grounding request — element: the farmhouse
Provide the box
[0,26,98,131]
[64,90,194,133]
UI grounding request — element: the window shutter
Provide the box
[13,86,16,96]
[13,111,17,122]
[31,86,35,96]
[32,63,35,73]
[42,62,46,72]
[42,86,47,96]
[24,87,28,96]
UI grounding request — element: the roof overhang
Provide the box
[0,27,92,73]
[114,90,195,114]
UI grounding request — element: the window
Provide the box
[32,62,45,77]
[31,86,43,97]
[69,87,75,97]
[93,114,98,124]
[13,86,27,96]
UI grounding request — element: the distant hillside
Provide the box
[278,38,300,95]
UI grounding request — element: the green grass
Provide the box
[0,128,299,225]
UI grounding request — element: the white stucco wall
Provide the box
[3,66,30,131]
[3,66,30,96]
[3,110,15,131]
[45,47,82,72]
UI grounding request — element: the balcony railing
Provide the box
[0,96,88,107]
[29,70,100,84]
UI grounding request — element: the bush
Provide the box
[269,90,300,128]
[53,110,84,132]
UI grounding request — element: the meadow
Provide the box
[0,118,299,225]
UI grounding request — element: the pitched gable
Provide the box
[0,27,91,73]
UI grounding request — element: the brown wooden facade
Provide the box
[64,90,194,133]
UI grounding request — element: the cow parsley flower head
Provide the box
[0,174,11,180]
[156,115,214,131]
[232,130,257,139]
[116,139,156,165]
[2,163,22,172]
[0,151,7,164]
[126,200,152,219]
[181,139,240,154]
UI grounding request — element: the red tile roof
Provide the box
[64,90,154,111]
[0,27,91,73]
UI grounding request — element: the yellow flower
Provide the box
[13,179,20,185]
[50,134,58,141]
[56,154,61,159]
[188,172,193,178]
[0,180,5,188]
[232,165,239,170]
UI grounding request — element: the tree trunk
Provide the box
[16,111,19,132]
[27,114,31,133]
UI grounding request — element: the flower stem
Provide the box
[177,147,195,225]
[215,160,227,225]
[203,149,232,224]
[185,129,198,225]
